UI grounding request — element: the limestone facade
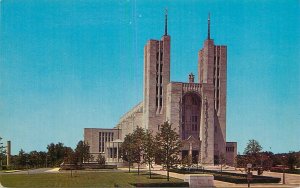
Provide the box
[84,14,237,166]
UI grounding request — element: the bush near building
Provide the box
[170,168,281,184]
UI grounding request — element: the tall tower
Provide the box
[198,14,227,164]
[6,141,11,167]
[143,10,170,134]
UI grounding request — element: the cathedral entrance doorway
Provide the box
[181,92,201,140]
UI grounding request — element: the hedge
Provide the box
[271,169,300,174]
[170,168,281,184]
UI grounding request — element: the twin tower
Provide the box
[143,12,236,165]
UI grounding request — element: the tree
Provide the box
[16,149,27,168]
[156,121,181,181]
[63,147,77,165]
[244,139,262,155]
[0,137,6,169]
[120,133,138,172]
[287,151,298,170]
[219,153,226,173]
[75,141,90,164]
[243,139,263,166]
[47,142,66,167]
[131,127,145,175]
[142,130,157,178]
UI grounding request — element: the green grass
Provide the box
[0,171,183,187]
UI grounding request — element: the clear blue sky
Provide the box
[0,0,299,155]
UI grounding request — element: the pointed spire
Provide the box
[164,8,168,36]
[208,12,211,40]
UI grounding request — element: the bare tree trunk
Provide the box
[167,166,170,181]
[129,161,131,173]
[138,163,140,175]
[149,162,152,179]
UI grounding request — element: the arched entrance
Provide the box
[181,92,201,162]
[181,92,201,140]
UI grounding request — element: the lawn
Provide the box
[0,171,184,187]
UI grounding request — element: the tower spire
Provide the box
[208,12,210,40]
[164,8,168,36]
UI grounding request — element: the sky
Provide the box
[0,0,299,155]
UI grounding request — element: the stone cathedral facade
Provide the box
[84,13,237,166]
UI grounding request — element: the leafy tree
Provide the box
[243,139,263,166]
[156,121,181,181]
[75,141,90,164]
[287,151,298,170]
[16,149,27,168]
[244,139,262,155]
[28,151,39,168]
[142,130,157,178]
[63,147,77,165]
[0,137,6,169]
[120,133,138,172]
[47,142,67,167]
[131,127,145,175]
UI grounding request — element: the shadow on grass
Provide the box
[130,182,189,187]
[122,172,167,179]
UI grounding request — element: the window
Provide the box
[191,116,198,122]
[226,147,234,152]
[192,124,198,131]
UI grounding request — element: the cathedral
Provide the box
[84,13,237,166]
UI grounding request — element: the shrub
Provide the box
[170,168,281,184]
[270,169,300,174]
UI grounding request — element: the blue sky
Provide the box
[0,0,299,155]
